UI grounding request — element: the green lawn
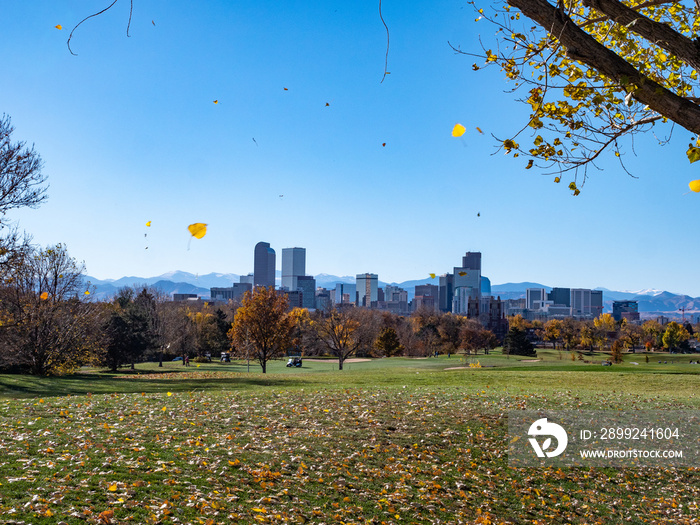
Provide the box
[0,352,699,524]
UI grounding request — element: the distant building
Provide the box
[527,288,547,310]
[334,283,356,305]
[548,287,571,307]
[210,283,251,302]
[415,284,439,311]
[438,274,454,313]
[613,300,639,321]
[297,275,316,309]
[591,290,603,317]
[284,290,303,309]
[173,293,198,301]
[281,247,306,290]
[356,273,378,307]
[481,276,492,297]
[254,242,276,289]
[315,287,331,311]
[240,274,254,285]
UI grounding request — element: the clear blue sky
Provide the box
[3,1,699,296]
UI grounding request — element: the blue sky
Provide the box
[3,1,699,296]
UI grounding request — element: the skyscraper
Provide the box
[253,241,276,289]
[356,273,378,307]
[281,247,306,290]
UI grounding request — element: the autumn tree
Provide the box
[310,307,369,370]
[191,306,231,358]
[619,320,644,352]
[0,244,99,375]
[662,321,690,352]
[560,317,579,350]
[543,319,563,349]
[469,1,700,189]
[642,319,664,350]
[228,287,293,373]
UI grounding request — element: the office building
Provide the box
[240,274,254,285]
[253,242,276,289]
[613,300,639,321]
[438,274,454,313]
[415,284,439,311]
[527,288,547,310]
[548,287,571,307]
[281,247,306,290]
[334,283,356,305]
[356,273,378,307]
[297,275,316,309]
[210,283,252,302]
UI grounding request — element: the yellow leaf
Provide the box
[689,179,700,193]
[188,223,207,239]
[162,406,167,411]
[476,126,483,134]
[146,221,152,227]
[458,271,467,276]
[429,273,436,279]
[525,159,533,169]
[554,177,561,183]
[213,100,218,104]
[108,484,118,492]
[452,123,466,137]
[167,392,172,396]
[55,24,62,30]
[40,292,49,300]
[84,290,90,295]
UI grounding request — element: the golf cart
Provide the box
[286,356,302,368]
[220,352,231,363]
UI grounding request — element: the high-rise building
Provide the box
[527,288,547,310]
[415,284,439,311]
[452,252,482,314]
[297,275,316,309]
[438,274,454,313]
[571,288,592,316]
[548,287,571,307]
[356,273,378,307]
[462,251,482,271]
[281,247,306,291]
[613,300,639,321]
[253,242,276,288]
[334,283,356,305]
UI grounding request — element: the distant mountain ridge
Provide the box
[84,272,700,316]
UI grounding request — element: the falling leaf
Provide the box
[429,273,436,279]
[452,123,466,137]
[689,179,700,192]
[55,24,63,30]
[525,159,534,169]
[554,177,561,183]
[40,292,49,300]
[477,212,480,217]
[84,291,90,295]
[284,87,288,91]
[458,271,467,276]
[325,102,330,106]
[476,126,483,134]
[152,20,155,26]
[146,221,152,227]
[188,223,207,239]
[213,100,218,104]
[382,143,386,147]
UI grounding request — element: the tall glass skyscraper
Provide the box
[254,241,276,288]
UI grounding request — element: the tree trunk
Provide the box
[338,357,344,371]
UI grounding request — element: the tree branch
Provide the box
[583,0,700,72]
[508,0,700,135]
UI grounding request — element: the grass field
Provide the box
[1,350,699,524]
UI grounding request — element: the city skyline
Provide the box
[3,2,700,297]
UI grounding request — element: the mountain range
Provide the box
[84,271,700,318]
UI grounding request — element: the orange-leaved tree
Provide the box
[228,287,293,373]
